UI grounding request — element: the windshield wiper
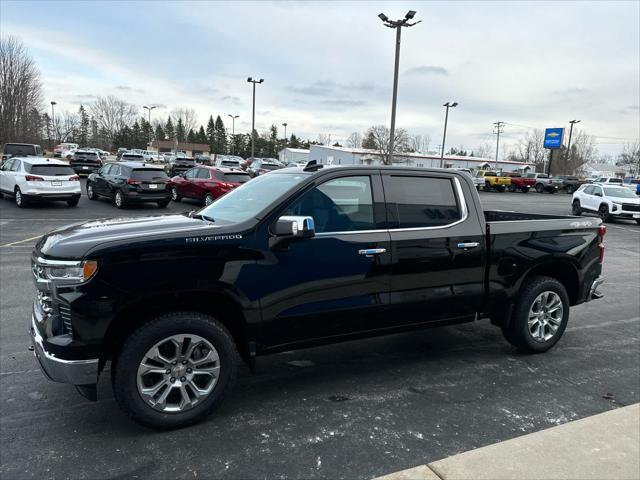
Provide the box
[188,211,215,222]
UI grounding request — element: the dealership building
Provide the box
[308,145,534,172]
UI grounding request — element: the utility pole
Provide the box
[493,121,505,170]
[565,119,581,173]
[378,10,421,164]
[440,101,458,168]
[50,101,57,145]
[247,77,264,159]
[227,114,239,155]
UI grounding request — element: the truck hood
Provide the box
[35,214,230,259]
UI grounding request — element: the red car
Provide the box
[170,166,251,205]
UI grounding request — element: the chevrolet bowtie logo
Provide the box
[547,132,560,138]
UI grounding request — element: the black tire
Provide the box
[157,200,170,208]
[521,187,530,193]
[171,186,181,202]
[636,219,640,225]
[67,198,79,207]
[572,200,582,216]
[496,186,505,193]
[112,312,238,429]
[598,204,609,222]
[114,190,126,209]
[566,185,574,194]
[204,193,214,206]
[549,189,557,194]
[535,183,544,194]
[14,187,27,208]
[501,276,570,353]
[87,182,98,200]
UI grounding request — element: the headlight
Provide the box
[612,204,620,212]
[36,259,98,283]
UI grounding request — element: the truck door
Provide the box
[259,172,392,348]
[382,172,485,323]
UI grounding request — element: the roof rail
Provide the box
[303,160,323,172]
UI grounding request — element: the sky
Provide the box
[1,0,639,158]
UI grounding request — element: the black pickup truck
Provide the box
[30,165,605,428]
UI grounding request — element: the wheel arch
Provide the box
[522,261,580,306]
[102,290,252,368]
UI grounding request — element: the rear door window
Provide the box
[196,168,211,179]
[131,169,169,182]
[384,176,462,228]
[28,165,75,176]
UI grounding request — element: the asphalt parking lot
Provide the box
[1,184,639,479]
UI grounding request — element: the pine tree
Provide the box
[155,123,165,141]
[131,121,142,149]
[289,134,301,149]
[362,131,377,149]
[89,117,99,147]
[78,105,90,146]
[140,118,152,147]
[268,124,278,157]
[187,129,196,143]
[213,115,226,154]
[206,115,216,151]
[176,118,186,143]
[165,117,175,141]
[197,125,207,144]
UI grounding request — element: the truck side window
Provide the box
[285,176,374,233]
[386,176,461,228]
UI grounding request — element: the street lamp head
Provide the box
[570,119,581,124]
[451,102,458,107]
[259,78,264,83]
[405,10,416,20]
[247,77,253,82]
[378,12,389,22]
[51,101,57,106]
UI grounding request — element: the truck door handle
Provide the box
[457,242,480,250]
[358,248,386,256]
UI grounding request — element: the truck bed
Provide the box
[484,210,577,222]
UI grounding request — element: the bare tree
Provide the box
[564,130,597,174]
[0,35,43,144]
[474,141,494,159]
[90,95,137,144]
[409,133,430,153]
[171,108,198,134]
[365,125,410,164]
[507,129,547,171]
[616,141,640,176]
[318,133,331,146]
[346,132,362,149]
[54,111,80,143]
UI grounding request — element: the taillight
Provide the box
[25,175,44,181]
[598,225,606,263]
[69,175,80,181]
[127,179,141,185]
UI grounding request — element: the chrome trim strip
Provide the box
[36,257,81,267]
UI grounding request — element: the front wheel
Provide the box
[496,185,505,193]
[171,186,181,202]
[87,183,98,200]
[598,205,610,222]
[535,184,544,194]
[501,276,569,353]
[204,193,214,206]
[572,200,582,216]
[112,312,238,429]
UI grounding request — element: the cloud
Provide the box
[405,65,448,76]
[114,85,145,94]
[220,95,241,105]
[290,80,377,97]
[320,99,367,107]
[552,87,588,96]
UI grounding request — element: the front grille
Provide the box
[58,304,73,334]
[622,203,640,212]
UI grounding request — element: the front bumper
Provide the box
[30,314,99,385]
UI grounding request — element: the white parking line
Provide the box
[0,235,43,247]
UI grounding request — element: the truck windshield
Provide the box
[199,172,310,224]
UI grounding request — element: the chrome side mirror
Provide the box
[275,216,315,238]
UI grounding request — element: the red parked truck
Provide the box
[505,172,534,193]
[170,166,251,205]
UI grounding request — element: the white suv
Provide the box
[0,157,82,207]
[572,184,640,224]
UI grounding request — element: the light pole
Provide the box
[378,10,421,163]
[143,105,156,148]
[50,101,57,145]
[247,77,264,159]
[440,102,458,168]
[282,122,288,148]
[565,119,581,172]
[227,114,239,155]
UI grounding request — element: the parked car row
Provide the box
[472,170,593,194]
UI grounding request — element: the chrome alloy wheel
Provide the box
[204,193,214,206]
[171,186,178,201]
[528,291,563,342]
[136,334,220,413]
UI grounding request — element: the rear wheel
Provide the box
[598,204,610,222]
[114,190,126,209]
[501,276,569,353]
[496,186,505,193]
[87,183,97,200]
[535,183,544,193]
[15,187,27,208]
[171,186,181,202]
[204,193,214,206]
[571,200,582,216]
[112,312,238,429]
